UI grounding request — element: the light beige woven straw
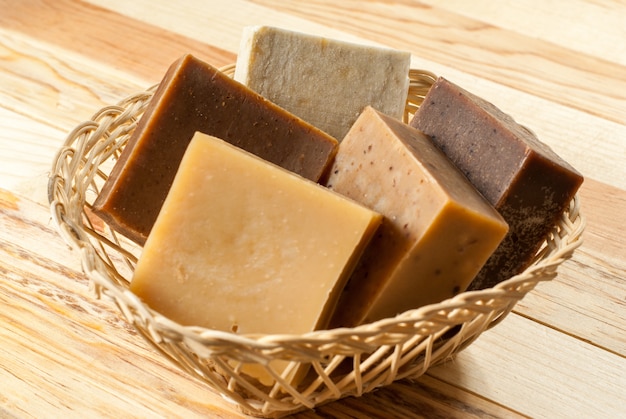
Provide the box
[48,65,585,418]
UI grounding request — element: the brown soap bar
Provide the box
[92,54,338,245]
[410,77,583,289]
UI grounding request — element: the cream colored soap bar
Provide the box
[234,25,411,140]
[325,107,509,327]
[131,132,381,338]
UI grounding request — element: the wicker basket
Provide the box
[47,65,584,418]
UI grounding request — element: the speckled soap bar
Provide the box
[234,26,411,140]
[410,77,584,290]
[325,107,508,327]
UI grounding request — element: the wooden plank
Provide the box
[84,0,378,53]
[0,0,235,84]
[418,0,626,65]
[0,27,147,130]
[429,313,626,418]
[0,107,64,205]
[514,179,626,355]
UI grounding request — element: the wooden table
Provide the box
[1,1,624,417]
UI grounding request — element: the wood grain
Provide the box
[0,106,63,204]
[0,0,235,84]
[515,179,626,355]
[1,0,625,417]
[418,0,626,66]
[430,314,626,418]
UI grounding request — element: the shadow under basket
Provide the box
[47,66,585,418]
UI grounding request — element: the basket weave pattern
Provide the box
[48,67,584,417]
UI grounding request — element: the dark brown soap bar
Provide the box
[410,77,583,289]
[93,54,338,245]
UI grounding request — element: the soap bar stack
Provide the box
[92,25,582,353]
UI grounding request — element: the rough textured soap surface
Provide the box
[325,107,508,327]
[93,54,338,245]
[410,77,584,290]
[234,25,411,140]
[130,132,381,337]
